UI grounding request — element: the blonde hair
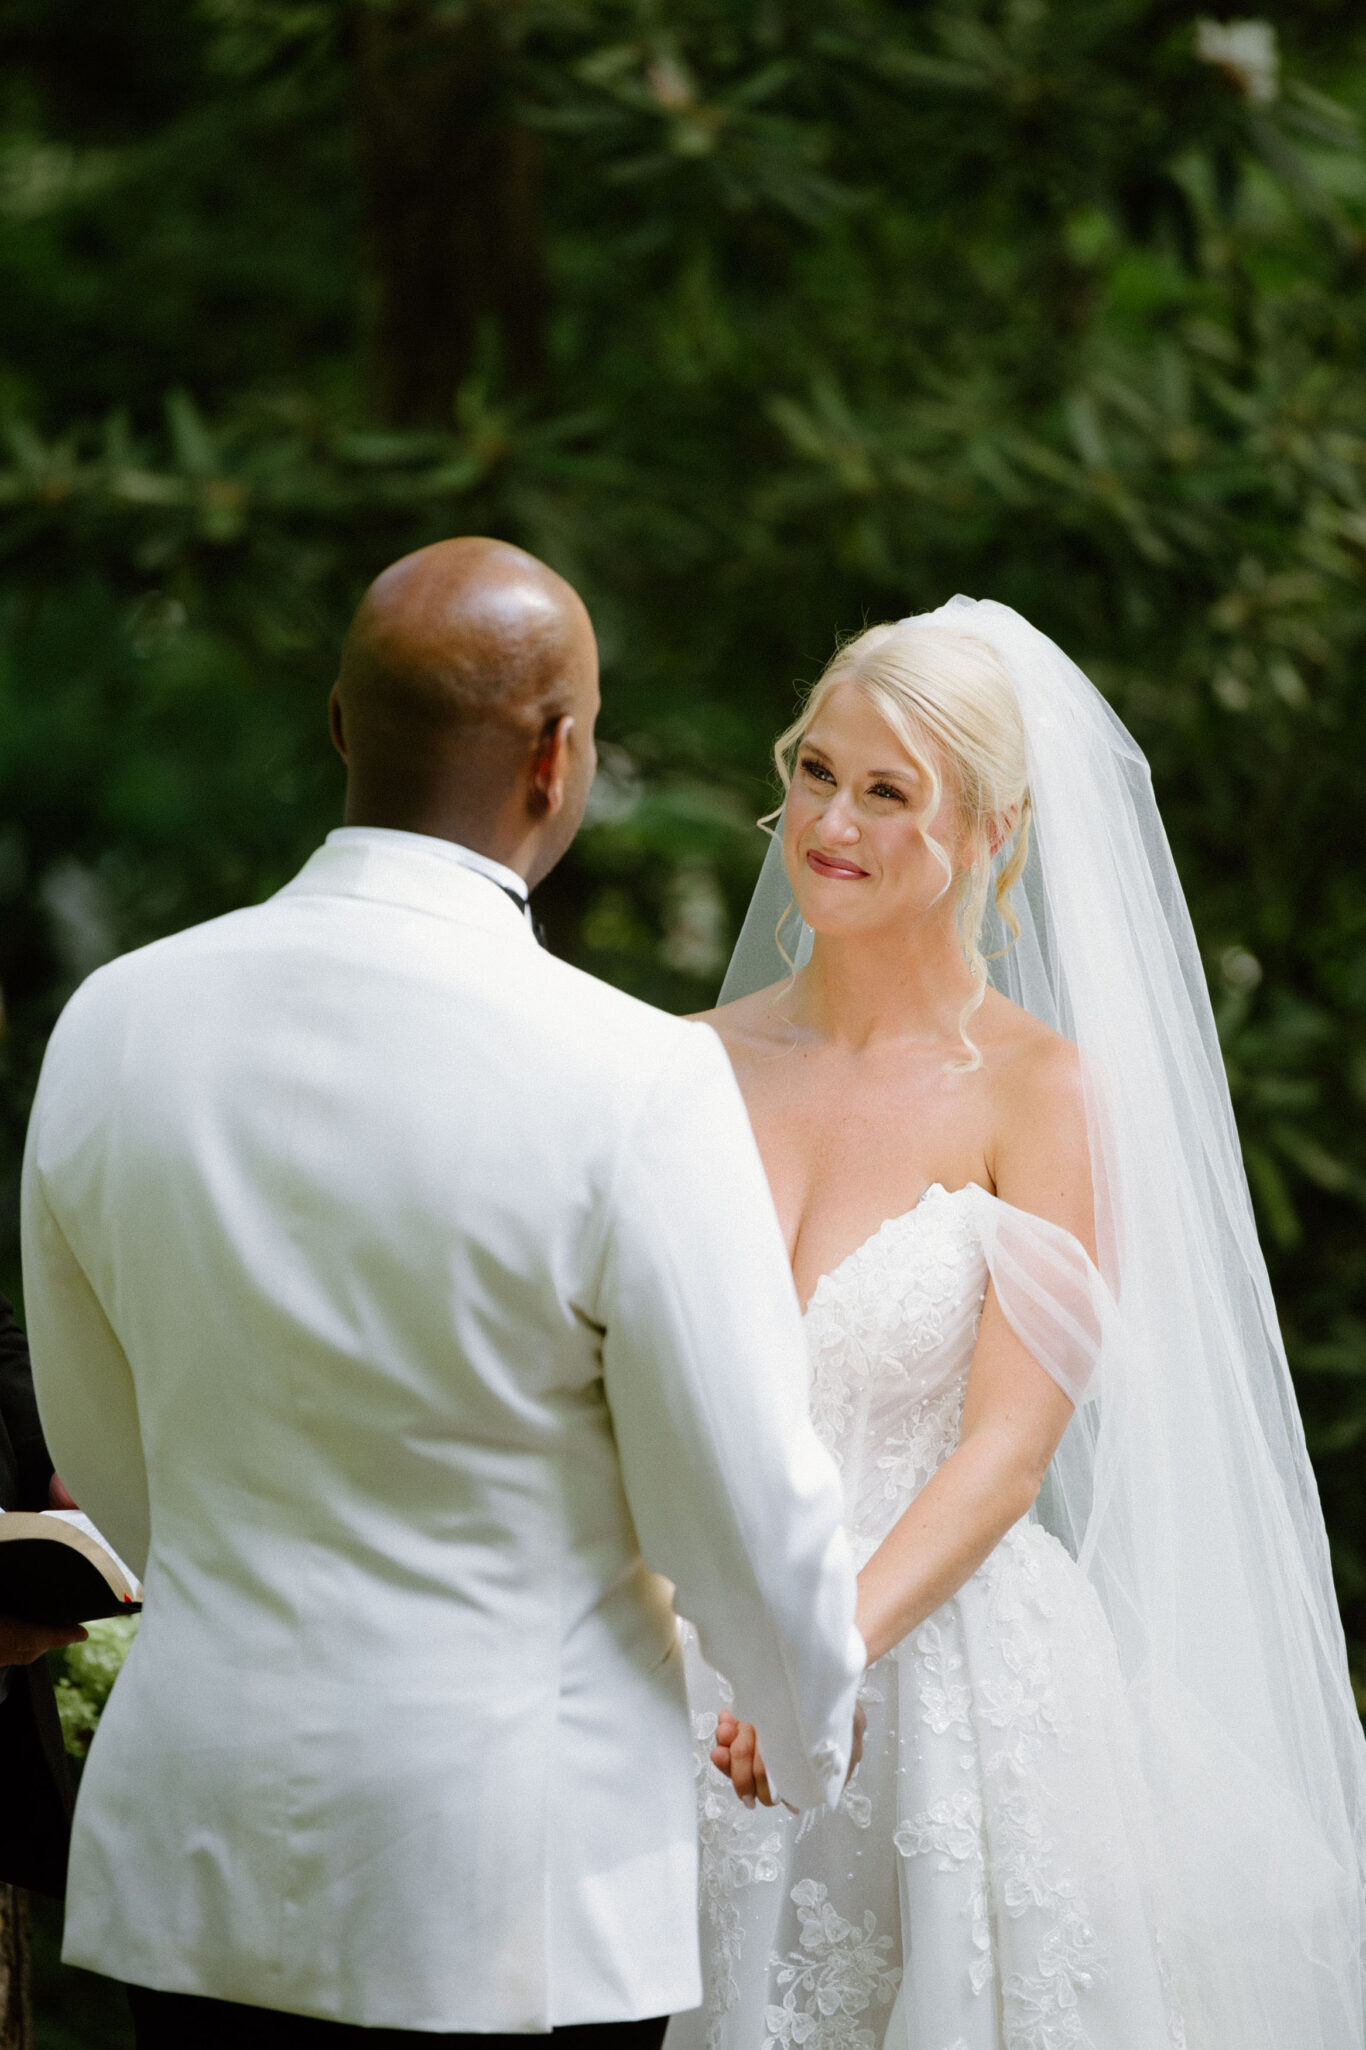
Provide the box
[773,620,1031,1070]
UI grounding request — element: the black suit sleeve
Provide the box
[0,1294,53,1510]
[0,1294,73,1900]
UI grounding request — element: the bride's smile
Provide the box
[802,847,868,879]
[783,679,975,952]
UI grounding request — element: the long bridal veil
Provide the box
[721,596,1366,2046]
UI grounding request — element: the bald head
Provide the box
[339,536,595,749]
[331,537,599,883]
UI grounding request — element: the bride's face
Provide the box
[783,680,965,939]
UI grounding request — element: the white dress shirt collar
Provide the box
[325,827,529,903]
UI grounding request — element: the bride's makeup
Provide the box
[805,848,869,879]
[783,689,961,937]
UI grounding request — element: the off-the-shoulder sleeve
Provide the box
[963,1184,1107,1409]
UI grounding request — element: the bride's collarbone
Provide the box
[732,1028,1007,1294]
[737,1033,1004,1127]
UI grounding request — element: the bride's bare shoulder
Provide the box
[686,982,794,1059]
[981,991,1091,1231]
[980,989,1084,1125]
[980,985,1075,1063]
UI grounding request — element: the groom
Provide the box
[21,538,865,2046]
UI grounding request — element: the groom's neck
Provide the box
[342,784,532,878]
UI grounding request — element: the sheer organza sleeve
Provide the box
[961,1184,1104,1410]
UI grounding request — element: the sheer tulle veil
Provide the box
[719,595,1366,2045]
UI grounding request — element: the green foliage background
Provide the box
[3,0,1365,1727]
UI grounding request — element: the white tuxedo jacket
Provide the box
[22,827,864,2032]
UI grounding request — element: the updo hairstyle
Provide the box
[773,620,1031,1067]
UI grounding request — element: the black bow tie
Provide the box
[494,880,547,949]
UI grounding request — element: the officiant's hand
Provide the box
[48,1472,79,1511]
[0,1615,87,1665]
[0,1472,89,1662]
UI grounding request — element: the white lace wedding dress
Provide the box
[668,1181,1186,2050]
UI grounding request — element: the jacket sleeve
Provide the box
[20,1145,150,1580]
[595,1023,865,1810]
[0,1294,53,1510]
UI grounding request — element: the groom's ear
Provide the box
[528,713,574,819]
[328,686,349,764]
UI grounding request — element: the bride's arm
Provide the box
[854,1036,1094,1667]
[853,1291,1073,1661]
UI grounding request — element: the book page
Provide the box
[36,1510,142,1599]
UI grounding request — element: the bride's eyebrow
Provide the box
[800,741,914,782]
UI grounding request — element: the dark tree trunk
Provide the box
[0,1888,32,2050]
[353,1,546,427]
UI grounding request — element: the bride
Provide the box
[667,599,1366,2050]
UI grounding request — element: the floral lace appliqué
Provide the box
[804,1186,985,1487]
[898,1526,1124,2049]
[877,1379,967,1504]
[684,1655,790,2050]
[895,1788,993,1996]
[763,1879,901,2050]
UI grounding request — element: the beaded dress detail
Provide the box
[667,1184,1185,2050]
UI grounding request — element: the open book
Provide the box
[0,1509,142,1624]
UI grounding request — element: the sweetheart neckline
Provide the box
[799,1179,984,1318]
